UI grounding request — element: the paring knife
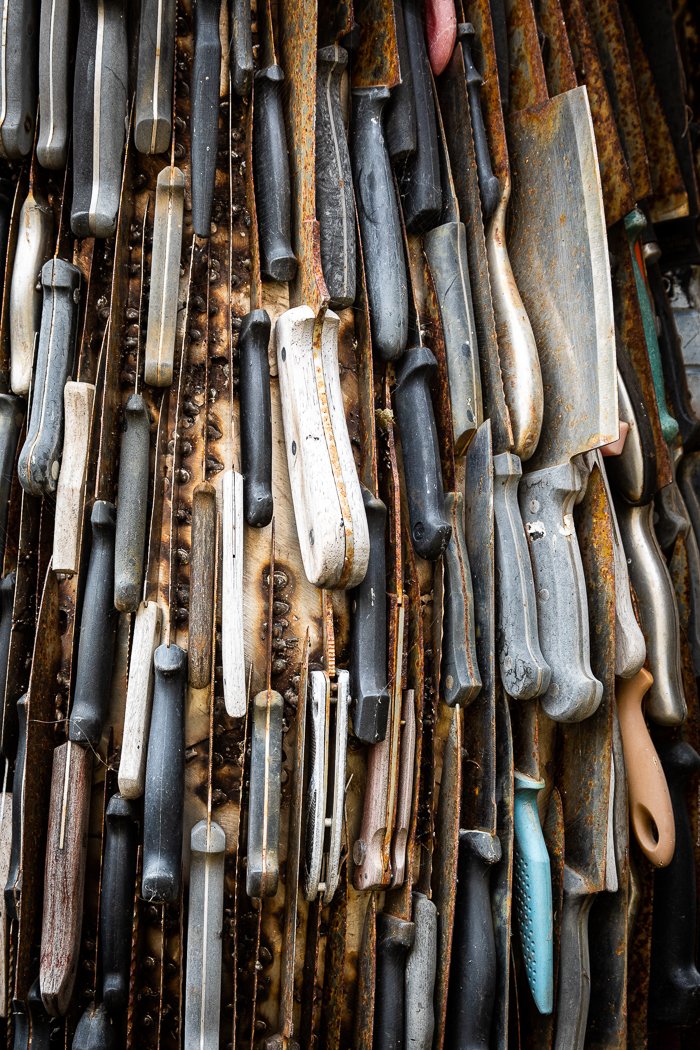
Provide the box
[458,24,500,222]
[385,0,416,164]
[17,258,81,498]
[72,0,128,238]
[38,0,71,169]
[0,0,38,158]
[239,309,273,527]
[188,481,216,688]
[72,1002,116,1049]
[4,694,26,920]
[350,488,389,744]
[246,689,283,898]
[10,189,53,396]
[52,382,96,575]
[404,891,437,1050]
[118,601,162,797]
[144,166,185,388]
[441,491,480,706]
[0,395,23,573]
[512,771,553,1015]
[221,469,246,717]
[191,0,221,237]
[100,794,138,1010]
[114,394,151,611]
[425,0,456,77]
[184,820,225,1048]
[230,0,253,97]
[135,0,176,154]
[373,911,415,1050]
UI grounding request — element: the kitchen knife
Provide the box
[605,367,657,507]
[72,0,128,237]
[184,819,225,1048]
[350,488,389,744]
[512,771,553,1014]
[247,688,283,898]
[385,0,416,163]
[239,309,273,527]
[52,382,96,575]
[316,45,356,309]
[73,1002,116,1049]
[303,670,326,898]
[10,189,53,396]
[0,0,38,158]
[114,393,150,611]
[0,395,23,572]
[373,911,415,1050]
[4,694,26,919]
[188,481,216,688]
[0,789,10,1017]
[321,669,348,904]
[17,258,81,498]
[118,601,161,798]
[191,0,221,237]
[141,642,186,903]
[441,491,480,706]
[425,0,456,77]
[144,165,185,387]
[221,468,246,717]
[230,0,253,97]
[398,0,441,233]
[38,0,70,168]
[27,978,53,1048]
[100,794,138,1010]
[458,23,500,222]
[648,741,700,1027]
[390,689,415,887]
[68,500,118,748]
[404,891,437,1050]
[666,267,700,420]
[135,0,176,154]
[0,573,15,739]
[554,864,595,1050]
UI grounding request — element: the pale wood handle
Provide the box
[52,382,96,575]
[144,166,185,387]
[118,601,162,798]
[188,482,216,688]
[221,470,246,718]
[10,189,53,396]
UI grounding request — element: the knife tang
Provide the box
[18,258,81,499]
[68,500,118,748]
[73,1002,116,1049]
[239,309,273,527]
[191,0,221,237]
[394,346,451,561]
[554,865,595,1050]
[442,491,481,706]
[135,0,176,154]
[303,670,327,899]
[118,601,161,798]
[458,24,500,222]
[0,0,38,158]
[246,689,283,898]
[230,0,252,97]
[221,469,246,717]
[425,0,456,78]
[512,771,553,1015]
[38,0,70,168]
[142,642,186,902]
[114,394,150,611]
[52,382,96,575]
[4,694,26,920]
[72,0,128,238]
[27,978,53,1048]
[351,86,408,361]
[385,0,416,163]
[405,892,437,1050]
[374,912,415,1050]
[316,45,356,309]
[100,794,138,1011]
[40,740,92,1017]
[188,481,216,688]
[10,190,53,396]
[144,165,185,387]
[185,820,225,1047]
[253,64,296,281]
[350,489,389,744]
[398,0,441,233]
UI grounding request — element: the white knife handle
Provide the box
[184,820,225,1050]
[52,382,95,576]
[303,670,328,901]
[275,306,369,589]
[144,166,185,388]
[221,470,246,718]
[118,601,162,799]
[10,190,53,396]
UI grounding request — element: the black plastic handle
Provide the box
[100,794,138,1011]
[72,0,128,238]
[442,492,481,706]
[246,689,283,898]
[17,258,81,498]
[27,977,54,1049]
[11,999,29,1048]
[68,501,118,748]
[135,0,176,155]
[0,0,38,159]
[458,25,500,222]
[0,396,23,570]
[350,489,389,744]
[114,394,151,612]
[38,0,71,168]
[394,346,451,560]
[142,643,186,903]
[316,45,356,309]
[230,0,253,97]
[72,1002,116,1050]
[649,740,700,1026]
[239,309,273,527]
[373,912,415,1050]
[0,572,16,760]
[398,0,441,234]
[191,0,221,237]
[385,0,416,163]
[253,65,297,281]
[5,693,27,921]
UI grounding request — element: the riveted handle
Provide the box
[115,394,151,612]
[350,489,389,744]
[191,0,221,237]
[100,794,138,1011]
[253,65,296,280]
[0,0,38,159]
[239,310,273,527]
[38,0,71,168]
[135,0,176,154]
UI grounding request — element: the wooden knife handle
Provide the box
[554,865,595,1050]
[405,892,437,1050]
[142,642,186,903]
[72,0,128,238]
[513,771,553,1015]
[374,912,415,1050]
[135,0,176,154]
[350,489,389,744]
[10,189,53,396]
[114,394,151,611]
[425,0,457,78]
[351,86,408,361]
[221,469,246,718]
[68,500,118,748]
[0,574,16,759]
[188,481,216,688]
[0,0,38,158]
[616,668,675,867]
[253,65,296,281]
[118,601,161,798]
[230,0,252,97]
[239,309,273,527]
[246,690,283,898]
[185,820,226,1048]
[442,491,481,706]
[100,794,138,1011]
[52,381,95,576]
[191,0,221,237]
[4,694,26,919]
[385,0,416,164]
[144,165,185,387]
[18,258,81,498]
[398,0,441,234]
[38,0,71,169]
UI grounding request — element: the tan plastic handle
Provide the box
[617,669,675,867]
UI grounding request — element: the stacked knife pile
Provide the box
[0,0,698,1047]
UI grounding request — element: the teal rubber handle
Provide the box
[513,771,553,1015]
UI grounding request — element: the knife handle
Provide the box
[239,309,273,527]
[390,689,415,888]
[554,865,594,1050]
[114,394,150,611]
[52,382,95,576]
[351,86,408,361]
[142,642,186,903]
[423,220,481,456]
[135,0,176,154]
[405,892,437,1050]
[0,793,11,1018]
[0,574,15,758]
[185,820,225,1049]
[350,489,389,744]
[447,830,501,1050]
[385,0,416,163]
[221,469,246,717]
[68,500,118,748]
[230,0,252,97]
[38,0,70,168]
[11,999,29,1047]
[316,45,356,310]
[40,740,92,1017]
[191,0,221,237]
[0,0,38,158]
[303,670,328,899]
[459,24,500,222]
[649,741,700,1026]
[100,794,138,1011]
[374,912,415,1050]
[519,463,602,722]
[144,165,185,387]
[246,689,283,898]
[615,669,675,867]
[322,670,349,905]
[18,259,80,497]
[425,0,457,77]
[513,771,553,1015]
[72,0,128,238]
[188,481,216,688]
[27,977,53,1048]
[118,601,161,798]
[442,491,481,706]
[399,0,441,234]
[10,190,53,396]
[394,346,451,561]
[72,1002,116,1050]
[4,694,26,920]
[253,65,296,281]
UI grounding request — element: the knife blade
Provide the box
[9,188,53,397]
[425,0,456,77]
[188,481,216,688]
[4,693,26,919]
[458,23,500,222]
[38,0,71,169]
[350,487,389,744]
[114,393,151,611]
[246,688,283,898]
[230,0,253,97]
[0,0,38,158]
[184,819,225,1047]
[144,165,185,388]
[135,0,176,154]
[100,794,138,1010]
[51,382,96,576]
[118,601,162,797]
[373,911,415,1050]
[239,309,273,527]
[191,0,221,237]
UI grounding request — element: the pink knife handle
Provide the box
[425,0,457,77]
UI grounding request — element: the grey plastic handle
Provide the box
[38,0,70,168]
[0,0,38,158]
[191,0,221,237]
[246,689,283,898]
[230,0,253,97]
[4,694,27,921]
[115,395,150,612]
[405,892,437,1050]
[135,0,176,154]
[553,865,594,1050]
[73,1002,116,1050]
[385,0,416,163]
[253,65,296,280]
[441,491,481,706]
[0,395,24,569]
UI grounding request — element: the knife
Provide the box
[239,309,273,527]
[184,819,225,1047]
[373,911,415,1050]
[425,0,456,77]
[554,864,596,1050]
[512,770,553,1015]
[52,382,96,575]
[221,468,246,717]
[441,491,480,706]
[188,481,216,688]
[27,977,53,1048]
[38,0,70,168]
[17,258,81,498]
[230,0,253,97]
[458,23,500,222]
[11,999,29,1048]
[404,891,437,1050]
[4,693,26,919]
[72,1002,116,1049]
[10,188,53,396]
[118,601,162,797]
[100,794,138,1010]
[72,0,128,237]
[385,0,416,164]
[390,688,415,887]
[0,787,11,1017]
[114,394,151,611]
[0,395,23,574]
[144,165,185,387]
[0,574,12,717]
[135,0,176,154]
[605,368,657,507]
[0,0,38,158]
[350,488,389,744]
[191,0,221,237]
[246,688,283,898]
